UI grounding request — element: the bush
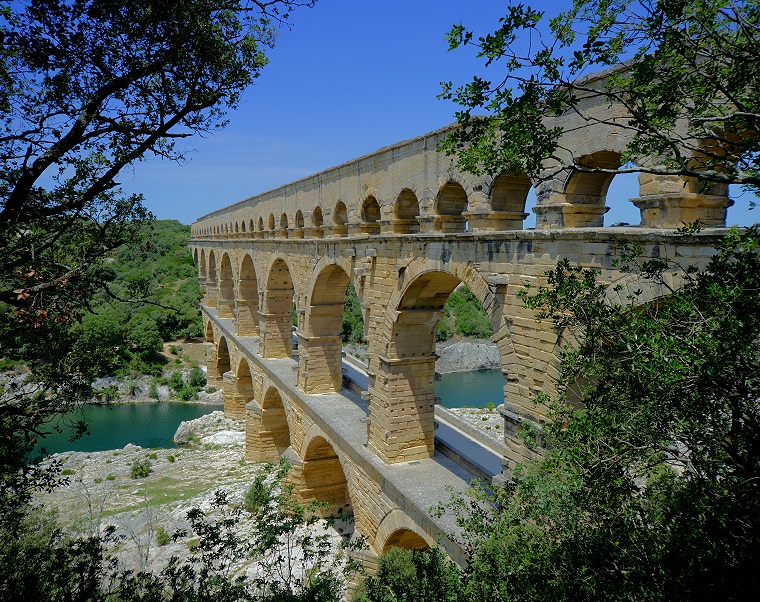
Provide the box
[244,475,270,513]
[156,526,170,547]
[189,367,206,388]
[169,371,185,391]
[130,458,151,479]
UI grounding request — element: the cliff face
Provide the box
[435,339,500,374]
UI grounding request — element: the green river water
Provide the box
[38,370,504,455]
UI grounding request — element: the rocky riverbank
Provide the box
[36,412,349,579]
[344,338,500,374]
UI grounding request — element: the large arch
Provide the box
[261,258,295,358]
[199,249,207,281]
[204,319,214,343]
[217,253,235,318]
[298,435,352,517]
[236,254,259,337]
[210,335,231,383]
[367,264,507,464]
[228,358,254,419]
[298,263,352,394]
[434,181,469,232]
[393,189,420,234]
[374,509,433,554]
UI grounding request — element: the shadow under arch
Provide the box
[393,188,420,234]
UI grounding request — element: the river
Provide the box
[38,369,504,454]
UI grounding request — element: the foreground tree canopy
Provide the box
[441,0,760,193]
[0,0,314,468]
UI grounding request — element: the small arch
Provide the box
[394,189,420,234]
[279,212,289,238]
[360,196,381,234]
[234,222,239,234]
[562,150,621,227]
[249,219,255,233]
[294,210,305,238]
[268,213,276,236]
[435,181,468,232]
[258,216,265,236]
[489,173,532,230]
[204,319,214,343]
[332,201,348,237]
[240,220,246,233]
[311,206,324,237]
[192,248,199,265]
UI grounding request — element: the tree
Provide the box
[0,0,317,596]
[440,0,760,193]
[438,227,760,601]
[0,0,315,476]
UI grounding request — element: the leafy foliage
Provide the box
[354,546,462,602]
[342,283,365,344]
[441,0,760,193]
[435,227,760,601]
[436,285,493,342]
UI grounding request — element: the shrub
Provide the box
[244,475,270,514]
[167,455,175,463]
[130,458,151,479]
[156,526,170,547]
[189,367,206,388]
[169,371,184,392]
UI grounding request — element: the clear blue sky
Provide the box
[120,0,758,228]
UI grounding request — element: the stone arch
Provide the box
[332,201,348,237]
[374,509,433,554]
[279,212,289,238]
[237,254,259,336]
[393,188,420,234]
[192,248,198,265]
[268,213,276,236]
[311,205,324,238]
[249,218,254,234]
[298,262,352,394]
[258,216,265,238]
[367,260,508,463]
[298,433,353,517]
[360,196,381,235]
[234,222,239,234]
[211,335,231,383]
[434,181,469,232]
[261,257,295,358]
[204,319,214,343]
[240,220,246,234]
[217,252,235,318]
[561,150,622,227]
[199,249,207,281]
[206,249,218,307]
[294,210,305,238]
[228,358,254,419]
[487,173,532,230]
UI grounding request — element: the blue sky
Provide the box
[120,0,758,228]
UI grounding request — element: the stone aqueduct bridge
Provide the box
[189,100,730,564]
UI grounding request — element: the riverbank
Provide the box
[36,411,349,578]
